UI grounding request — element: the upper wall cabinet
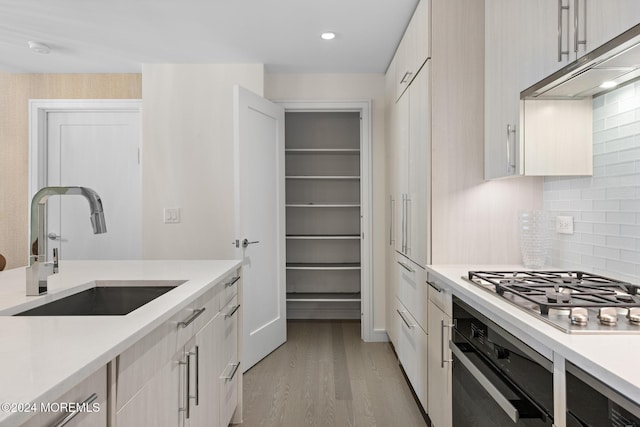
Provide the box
[484,0,613,179]
[584,0,640,55]
[395,0,431,101]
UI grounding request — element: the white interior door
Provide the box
[45,110,141,260]
[234,86,286,372]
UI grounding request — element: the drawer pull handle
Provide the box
[178,308,206,328]
[396,309,415,329]
[427,281,442,292]
[225,276,240,287]
[225,304,240,319]
[397,260,415,273]
[52,392,98,427]
[222,362,241,381]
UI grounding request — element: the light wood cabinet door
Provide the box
[218,295,241,427]
[395,0,431,101]
[396,298,428,410]
[585,0,640,55]
[187,317,221,427]
[20,367,107,427]
[116,354,181,427]
[426,300,452,427]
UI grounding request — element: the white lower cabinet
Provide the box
[217,295,240,427]
[426,282,452,427]
[20,366,107,427]
[396,298,428,410]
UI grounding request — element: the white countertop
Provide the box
[0,260,241,427]
[426,264,640,406]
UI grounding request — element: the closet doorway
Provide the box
[279,101,373,341]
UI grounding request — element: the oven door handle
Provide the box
[450,341,520,423]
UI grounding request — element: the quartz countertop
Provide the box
[426,264,640,405]
[0,260,241,426]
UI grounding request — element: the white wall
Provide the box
[142,64,264,259]
[265,73,387,332]
[544,82,640,283]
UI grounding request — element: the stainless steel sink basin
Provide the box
[15,280,185,316]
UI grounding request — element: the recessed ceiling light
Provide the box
[600,81,617,89]
[321,32,336,40]
[28,41,50,54]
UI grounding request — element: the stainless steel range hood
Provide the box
[522,23,640,99]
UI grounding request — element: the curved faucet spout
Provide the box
[27,186,107,296]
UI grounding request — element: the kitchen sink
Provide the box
[14,280,185,316]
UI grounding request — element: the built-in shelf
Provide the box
[285,176,360,180]
[286,235,360,240]
[285,203,360,208]
[286,263,361,270]
[286,292,361,302]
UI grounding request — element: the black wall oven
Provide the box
[451,297,554,426]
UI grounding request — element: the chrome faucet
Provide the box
[26,186,107,296]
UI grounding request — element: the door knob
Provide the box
[48,232,61,240]
[242,238,259,248]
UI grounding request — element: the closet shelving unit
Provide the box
[285,112,362,319]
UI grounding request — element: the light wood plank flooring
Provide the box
[236,320,428,427]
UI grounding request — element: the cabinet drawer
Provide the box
[426,273,452,317]
[396,298,428,410]
[220,271,241,311]
[20,366,107,427]
[218,295,240,427]
[396,253,427,331]
[176,285,220,349]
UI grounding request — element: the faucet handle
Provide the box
[52,248,59,274]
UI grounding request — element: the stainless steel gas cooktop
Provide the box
[464,271,640,334]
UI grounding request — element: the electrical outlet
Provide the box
[556,216,573,234]
[164,208,181,224]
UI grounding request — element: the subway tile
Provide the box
[565,242,594,255]
[581,255,606,270]
[593,268,638,283]
[543,191,559,201]
[605,186,637,200]
[593,166,606,177]
[593,119,605,133]
[621,224,640,237]
[620,200,640,211]
[605,110,636,128]
[594,223,620,235]
[570,199,592,211]
[620,250,640,263]
[606,235,637,250]
[625,147,640,161]
[593,152,619,167]
[592,199,620,211]
[593,102,619,122]
[593,94,605,109]
[559,189,581,200]
[581,188,606,200]
[550,200,572,211]
[581,211,606,222]
[605,259,637,276]
[593,127,620,144]
[605,84,636,105]
[594,246,621,259]
[569,177,593,190]
[603,135,640,153]
[551,178,573,191]
[543,180,555,191]
[607,212,637,225]
[605,161,636,176]
[618,121,640,139]
[619,93,640,112]
[580,232,604,245]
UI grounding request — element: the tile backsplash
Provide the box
[543,82,640,283]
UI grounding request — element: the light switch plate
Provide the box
[164,208,181,224]
[556,215,573,234]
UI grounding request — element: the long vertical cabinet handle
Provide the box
[441,320,455,368]
[574,0,587,53]
[558,0,570,61]
[389,196,395,246]
[405,196,411,254]
[179,352,191,419]
[506,125,516,174]
[401,194,407,253]
[193,346,200,406]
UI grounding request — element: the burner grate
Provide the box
[468,271,640,315]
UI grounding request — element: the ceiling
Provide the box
[0,0,418,74]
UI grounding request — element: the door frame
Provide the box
[276,100,378,342]
[28,99,142,199]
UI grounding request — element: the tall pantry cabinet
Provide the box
[385,0,431,413]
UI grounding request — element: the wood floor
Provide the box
[235,320,428,427]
